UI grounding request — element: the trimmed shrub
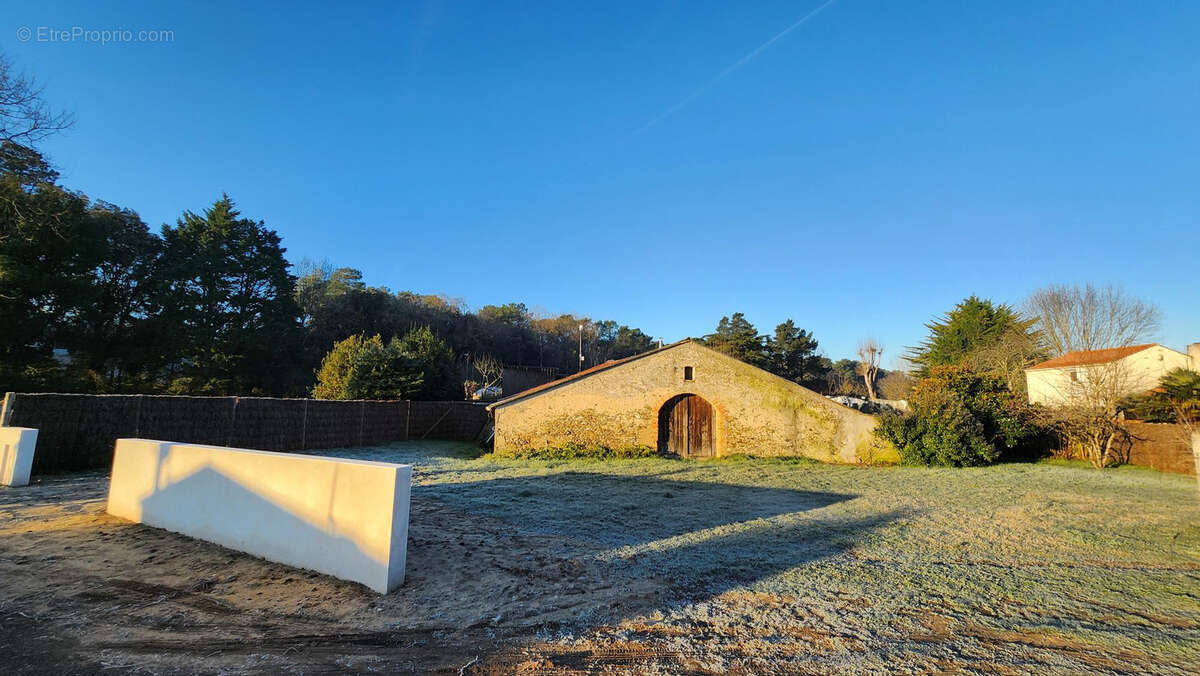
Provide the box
[876,395,995,467]
[875,365,1049,467]
[312,334,423,400]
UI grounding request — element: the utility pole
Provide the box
[578,324,585,373]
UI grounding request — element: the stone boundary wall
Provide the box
[1123,421,1196,475]
[1,393,488,475]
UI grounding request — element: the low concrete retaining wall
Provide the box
[0,427,37,486]
[1,393,489,475]
[107,439,412,593]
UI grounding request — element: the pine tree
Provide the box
[312,334,423,400]
[155,195,303,394]
[704,312,767,367]
[765,320,823,387]
[395,325,458,400]
[906,296,1039,378]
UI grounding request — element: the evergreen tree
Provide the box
[906,296,1039,377]
[395,325,458,400]
[478,302,531,327]
[1126,368,1200,423]
[63,202,160,387]
[765,320,823,387]
[704,312,767,367]
[156,195,303,395]
[312,334,423,400]
[609,325,656,359]
[0,140,59,187]
[0,172,88,387]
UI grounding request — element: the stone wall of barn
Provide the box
[492,341,897,463]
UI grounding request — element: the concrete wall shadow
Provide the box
[136,466,389,592]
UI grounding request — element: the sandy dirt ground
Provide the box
[1,441,1198,674]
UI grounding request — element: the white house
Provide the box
[1025,343,1199,406]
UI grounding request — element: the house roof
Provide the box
[487,339,691,410]
[1025,344,1157,371]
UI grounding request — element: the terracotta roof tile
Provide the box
[1026,344,1156,370]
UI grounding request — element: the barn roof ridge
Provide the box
[487,338,870,420]
[487,338,695,410]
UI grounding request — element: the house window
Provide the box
[684,366,694,381]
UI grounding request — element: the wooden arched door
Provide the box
[659,394,714,458]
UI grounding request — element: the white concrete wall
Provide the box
[0,427,37,487]
[107,439,412,593]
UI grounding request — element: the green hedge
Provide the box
[495,442,658,460]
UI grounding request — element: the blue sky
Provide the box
[7,0,1198,365]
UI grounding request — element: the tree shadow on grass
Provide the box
[419,470,903,599]
[422,470,853,547]
[409,471,909,671]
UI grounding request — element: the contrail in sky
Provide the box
[634,0,840,135]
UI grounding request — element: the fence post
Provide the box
[134,395,144,437]
[227,397,240,447]
[405,401,411,441]
[359,400,366,447]
[0,392,12,427]
[301,399,309,450]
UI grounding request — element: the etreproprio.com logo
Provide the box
[16,25,174,44]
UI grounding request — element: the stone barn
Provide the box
[488,340,897,463]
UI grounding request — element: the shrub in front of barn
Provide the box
[875,365,1049,467]
[496,442,658,460]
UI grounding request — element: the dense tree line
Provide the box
[0,146,662,397]
[295,266,657,387]
[3,54,884,401]
[0,52,665,399]
[0,152,305,395]
[0,151,658,397]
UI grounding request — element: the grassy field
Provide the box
[1,441,1198,673]
[337,442,1200,673]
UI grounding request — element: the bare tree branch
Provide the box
[0,53,75,146]
[856,339,883,401]
[1027,283,1162,468]
[1025,283,1160,357]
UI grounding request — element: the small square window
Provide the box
[684,366,694,381]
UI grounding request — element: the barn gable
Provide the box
[489,340,896,464]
